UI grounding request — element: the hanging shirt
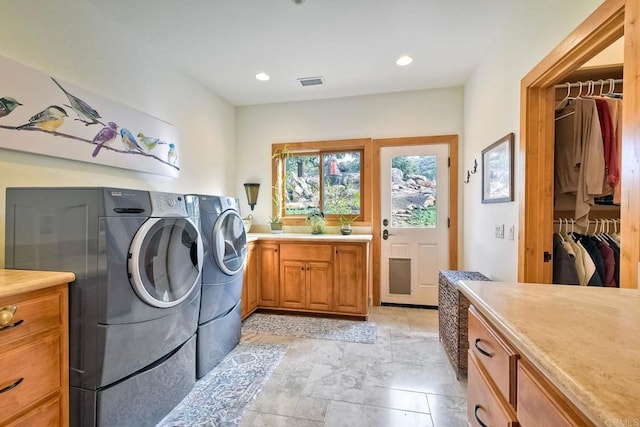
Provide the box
[594,98,618,188]
[574,99,606,227]
[553,234,580,285]
[555,99,579,194]
[596,240,616,287]
[564,234,586,285]
[607,98,623,205]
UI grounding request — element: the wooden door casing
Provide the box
[518,0,639,287]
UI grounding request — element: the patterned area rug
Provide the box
[242,313,377,344]
[157,342,286,427]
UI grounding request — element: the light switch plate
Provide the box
[496,224,504,239]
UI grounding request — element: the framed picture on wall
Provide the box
[481,133,514,203]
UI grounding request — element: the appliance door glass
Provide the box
[213,210,247,276]
[129,217,203,308]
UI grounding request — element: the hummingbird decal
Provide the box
[51,77,101,126]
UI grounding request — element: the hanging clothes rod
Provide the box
[553,219,619,223]
[554,79,623,89]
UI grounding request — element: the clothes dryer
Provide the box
[5,187,203,427]
[186,194,247,378]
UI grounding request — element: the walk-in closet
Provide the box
[519,0,640,288]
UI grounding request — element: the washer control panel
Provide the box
[149,191,187,217]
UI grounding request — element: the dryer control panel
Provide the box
[149,191,188,217]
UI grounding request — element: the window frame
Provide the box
[272,138,371,226]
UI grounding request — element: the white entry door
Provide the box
[380,144,449,306]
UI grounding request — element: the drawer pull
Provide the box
[0,305,17,325]
[0,319,24,332]
[0,377,24,394]
[474,338,493,358]
[474,404,489,427]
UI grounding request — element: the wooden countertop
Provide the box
[457,280,640,427]
[246,233,373,243]
[0,269,75,299]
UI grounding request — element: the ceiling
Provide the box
[88,0,520,107]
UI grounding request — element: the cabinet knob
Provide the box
[0,305,17,326]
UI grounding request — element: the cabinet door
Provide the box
[517,359,587,426]
[242,242,258,318]
[333,244,365,314]
[307,261,333,311]
[280,260,306,309]
[258,243,279,307]
[246,244,259,313]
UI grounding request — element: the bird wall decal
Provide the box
[137,132,167,151]
[16,105,68,132]
[50,77,102,126]
[120,128,144,152]
[91,122,118,157]
[0,96,22,118]
[167,143,177,165]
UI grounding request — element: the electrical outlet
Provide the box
[508,225,515,240]
[495,224,504,239]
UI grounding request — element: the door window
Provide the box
[214,210,247,275]
[390,155,437,228]
[130,218,202,307]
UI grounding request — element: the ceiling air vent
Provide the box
[298,76,324,87]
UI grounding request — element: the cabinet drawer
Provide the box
[517,360,588,426]
[0,291,62,345]
[280,244,333,261]
[0,333,61,423]
[468,306,518,405]
[5,394,60,427]
[468,351,518,427]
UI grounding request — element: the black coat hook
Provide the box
[464,170,471,184]
[470,159,478,174]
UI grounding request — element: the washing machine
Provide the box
[5,187,203,427]
[186,194,247,378]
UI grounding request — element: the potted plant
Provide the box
[339,212,358,235]
[269,215,283,233]
[306,209,326,234]
[270,145,291,234]
[270,184,283,233]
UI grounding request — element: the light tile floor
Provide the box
[240,306,467,427]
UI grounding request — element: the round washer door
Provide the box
[213,209,247,276]
[129,217,203,308]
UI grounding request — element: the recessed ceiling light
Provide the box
[255,72,270,81]
[396,55,413,66]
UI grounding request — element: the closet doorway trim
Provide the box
[518,0,637,286]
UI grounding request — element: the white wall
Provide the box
[462,0,605,280]
[236,87,464,244]
[0,1,236,267]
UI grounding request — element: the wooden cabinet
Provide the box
[333,244,365,314]
[250,239,370,317]
[257,242,279,307]
[468,305,593,426]
[241,241,258,319]
[0,284,69,426]
[279,244,333,311]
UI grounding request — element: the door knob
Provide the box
[382,229,394,240]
